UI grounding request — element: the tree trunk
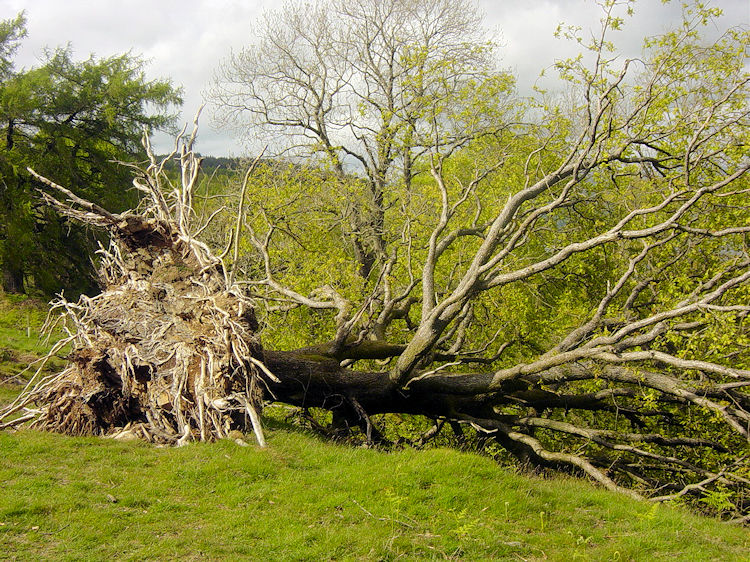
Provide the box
[261,350,527,425]
[1,265,24,294]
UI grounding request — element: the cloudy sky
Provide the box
[2,0,748,155]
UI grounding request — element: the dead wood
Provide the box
[0,128,270,446]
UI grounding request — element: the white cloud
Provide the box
[3,0,747,155]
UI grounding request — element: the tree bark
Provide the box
[262,350,532,425]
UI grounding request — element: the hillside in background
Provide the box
[157,154,246,174]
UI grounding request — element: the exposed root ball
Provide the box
[0,134,272,446]
[23,236,265,445]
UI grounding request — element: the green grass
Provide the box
[0,426,748,561]
[0,293,64,394]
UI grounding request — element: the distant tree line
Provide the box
[158,154,243,174]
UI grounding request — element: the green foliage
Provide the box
[0,12,26,81]
[0,12,181,296]
[699,486,738,515]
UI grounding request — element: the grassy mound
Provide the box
[0,426,747,561]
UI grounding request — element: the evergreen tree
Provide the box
[0,12,181,295]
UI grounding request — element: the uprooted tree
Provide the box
[1,0,749,518]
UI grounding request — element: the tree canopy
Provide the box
[210,0,515,279]
[0,12,181,295]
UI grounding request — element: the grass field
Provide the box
[0,294,64,386]
[1,427,749,561]
[1,294,748,560]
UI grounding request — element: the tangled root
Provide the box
[0,130,275,446]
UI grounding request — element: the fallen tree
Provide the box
[2,1,749,519]
[2,116,748,515]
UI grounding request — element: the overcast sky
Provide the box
[2,0,748,155]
